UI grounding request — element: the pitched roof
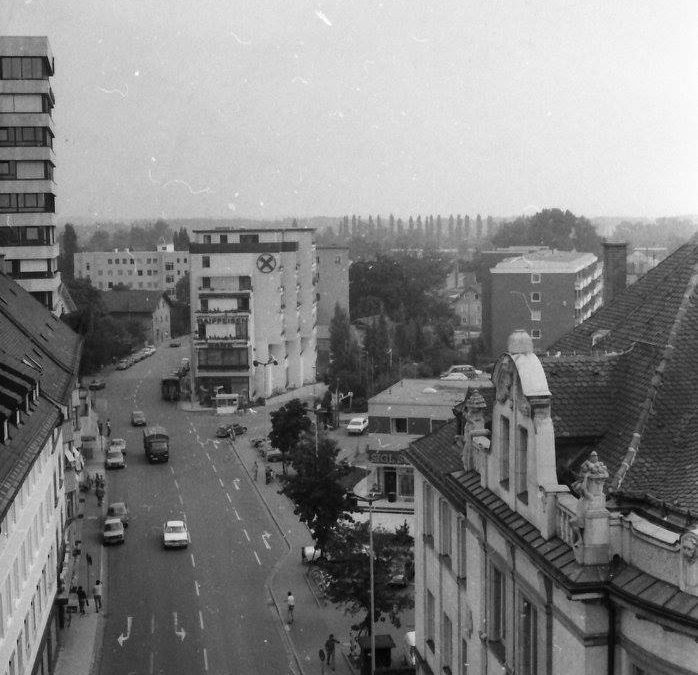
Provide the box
[100,290,170,315]
[545,236,698,514]
[0,274,82,404]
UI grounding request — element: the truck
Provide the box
[161,375,181,401]
[143,425,170,463]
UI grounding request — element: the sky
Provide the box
[2,0,697,222]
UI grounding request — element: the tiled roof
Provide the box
[100,290,170,315]
[545,237,698,513]
[0,274,82,404]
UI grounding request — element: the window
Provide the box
[499,416,510,488]
[107,259,112,264]
[517,595,538,675]
[516,427,528,502]
[240,234,258,244]
[165,262,174,271]
[392,417,408,433]
[439,500,452,560]
[424,482,434,538]
[489,565,506,661]
[203,234,212,244]
[531,330,541,340]
[0,57,45,79]
[530,310,541,322]
[443,612,453,671]
[0,160,11,178]
[457,518,467,582]
[426,590,435,651]
[202,277,210,289]
[530,292,541,302]
[530,273,540,284]
[239,276,252,291]
[202,256,210,268]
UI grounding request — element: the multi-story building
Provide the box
[100,290,172,344]
[74,239,190,295]
[0,272,82,675]
[188,227,317,404]
[406,235,698,675]
[490,248,602,354]
[315,245,349,377]
[0,37,65,314]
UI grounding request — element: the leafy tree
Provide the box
[320,520,414,635]
[268,399,312,471]
[88,229,111,251]
[58,223,79,281]
[281,434,354,551]
[174,271,190,303]
[174,227,190,250]
[327,304,363,397]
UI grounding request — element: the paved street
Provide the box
[92,344,293,674]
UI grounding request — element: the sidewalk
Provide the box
[54,434,108,675]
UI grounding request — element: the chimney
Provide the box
[603,241,627,305]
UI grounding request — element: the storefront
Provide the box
[367,448,414,504]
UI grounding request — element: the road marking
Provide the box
[234,509,241,521]
[253,550,261,565]
[243,529,250,541]
[174,479,180,491]
[194,580,200,596]
[117,616,133,647]
[226,492,232,504]
[199,610,204,630]
[149,651,154,675]
[150,614,155,634]
[203,648,209,671]
[206,452,211,461]
[178,494,183,505]
[232,478,240,490]
[170,465,175,475]
[218,477,224,488]
[190,553,196,568]
[174,611,186,641]
[211,465,217,474]
[262,532,271,549]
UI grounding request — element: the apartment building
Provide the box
[490,248,602,354]
[0,272,82,675]
[0,37,64,314]
[188,227,317,404]
[74,239,189,295]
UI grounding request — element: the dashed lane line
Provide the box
[194,580,200,597]
[218,477,224,488]
[190,553,196,568]
[174,479,180,491]
[212,465,217,474]
[199,610,205,630]
[226,493,232,504]
[234,509,241,521]
[253,551,261,565]
[243,529,250,541]
[203,648,209,672]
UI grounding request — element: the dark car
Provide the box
[88,379,106,390]
[215,423,247,438]
[169,340,181,348]
[130,410,147,426]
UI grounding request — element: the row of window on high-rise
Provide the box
[0,160,53,181]
[0,57,48,80]
[0,193,54,213]
[0,128,53,148]
[0,94,53,115]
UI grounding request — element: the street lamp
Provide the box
[353,489,383,675]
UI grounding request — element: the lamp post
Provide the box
[353,490,382,675]
[252,357,278,399]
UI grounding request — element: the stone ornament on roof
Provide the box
[680,528,698,594]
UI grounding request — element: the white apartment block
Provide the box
[74,239,189,294]
[188,227,317,403]
[0,37,63,314]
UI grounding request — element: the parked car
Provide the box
[102,518,125,545]
[105,447,126,470]
[215,423,247,438]
[88,379,106,390]
[163,520,190,549]
[169,340,181,348]
[346,417,369,435]
[109,438,127,453]
[106,502,129,527]
[131,410,147,426]
[440,364,483,379]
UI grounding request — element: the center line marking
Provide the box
[203,648,209,671]
[190,553,196,568]
[194,580,200,596]
[253,551,261,565]
[178,494,183,505]
[212,465,217,473]
[199,610,204,630]
[174,479,180,491]
[151,614,155,634]
[149,651,154,674]
[218,477,224,488]
[234,509,241,520]
[206,452,211,461]
[226,493,232,504]
[243,529,250,541]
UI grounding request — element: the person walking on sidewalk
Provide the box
[325,634,340,670]
[77,586,88,616]
[92,580,102,612]
[286,591,295,624]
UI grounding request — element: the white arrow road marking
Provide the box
[262,532,271,549]
[173,611,186,642]
[117,616,133,647]
[232,478,240,490]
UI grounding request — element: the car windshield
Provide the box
[105,522,121,532]
[107,450,122,458]
[165,524,185,534]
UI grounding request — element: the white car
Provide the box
[346,417,369,435]
[103,518,125,545]
[163,520,190,549]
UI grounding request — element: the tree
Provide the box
[320,520,414,635]
[174,272,190,304]
[174,227,190,250]
[58,223,79,281]
[268,399,312,471]
[281,434,354,551]
[88,229,111,251]
[327,304,363,397]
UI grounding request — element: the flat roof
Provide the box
[491,249,597,274]
[368,377,493,407]
[193,227,314,234]
[0,36,53,63]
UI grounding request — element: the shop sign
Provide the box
[368,449,408,465]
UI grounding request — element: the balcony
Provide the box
[196,309,250,321]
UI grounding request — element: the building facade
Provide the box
[74,239,189,295]
[0,272,82,675]
[188,227,317,404]
[0,37,64,314]
[490,249,601,354]
[100,290,172,345]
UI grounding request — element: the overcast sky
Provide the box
[2,1,697,222]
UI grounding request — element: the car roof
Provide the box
[349,417,367,423]
[104,517,123,526]
[165,520,185,527]
[132,410,144,414]
[108,501,126,509]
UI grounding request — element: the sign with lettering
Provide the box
[368,449,409,465]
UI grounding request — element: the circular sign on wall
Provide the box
[256,254,277,273]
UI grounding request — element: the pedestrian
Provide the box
[286,591,295,624]
[77,586,88,616]
[253,460,258,481]
[325,634,340,670]
[92,580,102,612]
[106,419,111,437]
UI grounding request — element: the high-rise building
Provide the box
[188,227,317,404]
[0,37,63,313]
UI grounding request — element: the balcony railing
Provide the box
[555,493,578,547]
